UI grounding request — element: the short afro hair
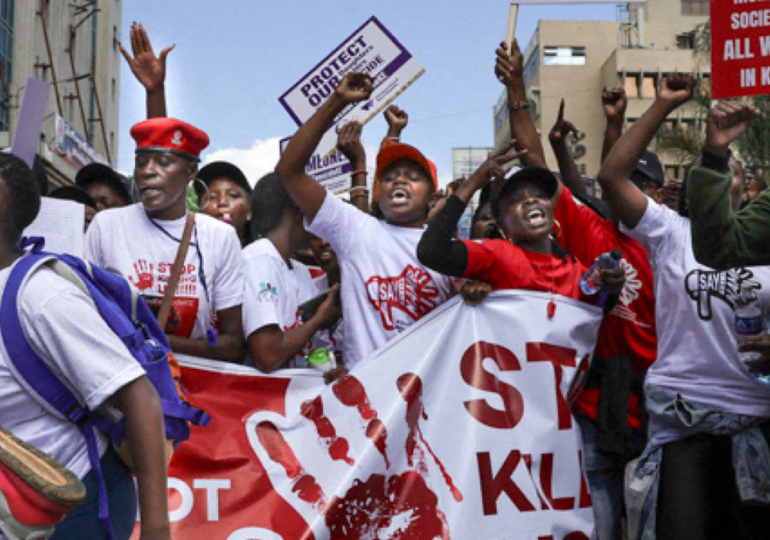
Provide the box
[249,172,297,238]
[0,153,41,244]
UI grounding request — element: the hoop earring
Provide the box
[552,219,562,238]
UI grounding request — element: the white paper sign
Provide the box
[23,197,84,257]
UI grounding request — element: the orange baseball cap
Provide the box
[130,118,209,162]
[372,142,437,204]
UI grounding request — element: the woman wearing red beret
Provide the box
[85,117,246,364]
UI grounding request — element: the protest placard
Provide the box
[11,78,50,168]
[279,16,424,129]
[712,1,770,99]
[279,130,354,194]
[132,291,603,540]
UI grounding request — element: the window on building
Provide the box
[641,75,657,98]
[625,74,639,98]
[111,77,116,102]
[665,165,681,180]
[681,0,709,16]
[676,32,695,50]
[543,46,586,66]
[0,0,14,131]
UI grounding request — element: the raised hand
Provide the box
[705,101,757,155]
[333,72,374,106]
[385,105,408,133]
[337,121,366,169]
[495,40,524,87]
[549,99,581,145]
[657,73,695,108]
[601,87,627,122]
[119,23,174,92]
[467,141,526,191]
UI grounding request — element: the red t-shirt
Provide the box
[554,187,658,428]
[462,238,588,298]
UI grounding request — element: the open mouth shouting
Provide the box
[391,188,409,204]
[525,207,546,227]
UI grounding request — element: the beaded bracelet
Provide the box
[507,100,531,111]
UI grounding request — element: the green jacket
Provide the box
[688,154,770,270]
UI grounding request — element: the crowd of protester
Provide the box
[1,21,770,540]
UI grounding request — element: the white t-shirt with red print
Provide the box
[84,204,243,341]
[242,238,321,370]
[306,193,454,369]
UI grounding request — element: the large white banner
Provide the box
[134,291,603,540]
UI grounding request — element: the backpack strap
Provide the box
[0,253,115,540]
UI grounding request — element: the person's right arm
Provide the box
[688,101,769,269]
[601,87,627,165]
[598,73,694,230]
[120,23,173,119]
[247,285,341,372]
[496,40,547,168]
[548,99,583,198]
[275,73,373,222]
[337,121,369,213]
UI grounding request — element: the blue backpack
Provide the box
[0,238,210,539]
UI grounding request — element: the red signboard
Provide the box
[712,1,770,99]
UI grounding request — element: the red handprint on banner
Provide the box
[247,373,459,539]
[129,259,155,291]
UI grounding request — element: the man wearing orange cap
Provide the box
[276,73,454,369]
[85,118,246,364]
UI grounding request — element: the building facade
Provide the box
[0,0,122,188]
[493,0,710,187]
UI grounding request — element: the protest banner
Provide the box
[279,16,424,129]
[132,291,603,540]
[711,1,770,99]
[279,131,354,194]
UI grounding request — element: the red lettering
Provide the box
[540,453,574,511]
[522,453,548,510]
[158,262,167,273]
[476,451,535,515]
[526,343,578,430]
[564,533,590,540]
[461,341,524,429]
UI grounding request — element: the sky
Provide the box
[117,1,620,188]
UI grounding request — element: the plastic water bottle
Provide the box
[735,282,770,385]
[579,248,622,295]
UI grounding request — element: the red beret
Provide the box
[130,118,209,162]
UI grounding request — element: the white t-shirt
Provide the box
[242,239,321,369]
[306,194,454,368]
[85,204,243,340]
[0,261,145,479]
[623,199,770,417]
